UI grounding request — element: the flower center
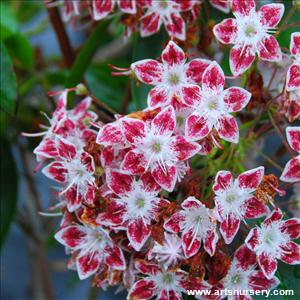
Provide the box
[152,142,162,153]
[136,198,145,208]
[231,274,241,284]
[245,24,257,37]
[159,0,168,9]
[226,193,236,203]
[176,116,184,126]
[163,273,174,284]
[207,97,219,110]
[168,73,180,85]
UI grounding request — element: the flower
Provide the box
[55,224,126,279]
[42,136,96,212]
[213,167,267,244]
[184,61,251,143]
[128,259,211,300]
[245,208,300,279]
[130,40,210,109]
[97,170,166,251]
[220,244,279,300]
[213,0,284,76]
[280,126,300,183]
[140,0,196,40]
[286,32,300,92]
[164,196,218,258]
[120,106,201,191]
[147,232,184,269]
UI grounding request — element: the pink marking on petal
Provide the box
[180,85,201,106]
[80,152,95,173]
[202,62,225,93]
[204,230,218,256]
[147,85,172,108]
[127,218,151,251]
[128,279,156,300]
[118,0,136,14]
[280,218,300,240]
[55,225,88,249]
[92,0,114,20]
[216,114,239,143]
[213,18,238,44]
[135,259,160,275]
[258,252,277,280]
[56,136,77,159]
[286,127,300,153]
[211,0,231,13]
[185,58,211,84]
[104,245,126,270]
[131,59,163,85]
[232,0,256,17]
[234,244,257,270]
[171,136,200,161]
[223,87,251,112]
[185,113,212,141]
[65,187,83,212]
[161,41,186,66]
[257,35,282,62]
[286,64,300,92]
[97,200,125,226]
[121,150,147,175]
[96,123,123,146]
[140,172,161,193]
[245,227,261,251]
[140,11,161,37]
[230,44,255,76]
[164,212,185,233]
[263,208,283,226]
[181,196,201,209]
[151,164,177,192]
[290,32,300,57]
[249,270,280,291]
[213,170,233,194]
[122,118,147,144]
[34,139,58,159]
[259,3,284,28]
[280,242,300,265]
[182,229,201,258]
[280,157,300,183]
[237,166,264,192]
[244,196,267,219]
[165,12,186,41]
[151,106,176,136]
[42,161,67,183]
[220,213,240,244]
[77,251,101,279]
[73,97,92,116]
[106,169,133,195]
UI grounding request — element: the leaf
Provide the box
[0,139,18,248]
[0,43,17,114]
[5,33,34,69]
[0,2,18,40]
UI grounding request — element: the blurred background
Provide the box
[0,1,299,300]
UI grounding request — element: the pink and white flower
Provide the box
[140,0,196,40]
[97,170,166,251]
[42,136,96,212]
[184,61,251,143]
[128,259,211,300]
[55,224,126,279]
[131,41,210,109]
[213,167,267,244]
[213,0,284,76]
[120,106,201,191]
[164,196,218,258]
[245,208,300,279]
[280,126,300,183]
[286,32,300,92]
[220,244,279,300]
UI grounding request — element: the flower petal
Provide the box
[185,113,212,141]
[104,244,126,270]
[230,44,256,76]
[204,230,218,256]
[55,136,77,160]
[135,259,160,275]
[249,270,280,290]
[54,225,88,249]
[122,118,147,144]
[222,87,251,112]
[259,4,284,28]
[141,172,161,193]
[77,251,101,280]
[106,169,133,195]
[234,244,257,270]
[211,0,231,13]
[263,208,283,226]
[127,218,151,251]
[244,196,267,219]
[237,166,264,192]
[164,12,186,41]
[280,218,300,240]
[34,139,58,159]
[213,170,234,194]
[65,187,83,212]
[121,150,147,175]
[245,227,261,251]
[151,164,177,192]
[257,35,282,62]
[92,0,114,20]
[140,11,161,37]
[170,136,201,161]
[96,123,123,146]
[280,242,300,265]
[181,196,201,209]
[182,229,202,258]
[128,279,156,300]
[232,0,256,17]
[280,157,300,183]
[42,161,67,183]
[290,32,300,57]
[151,106,176,136]
[202,61,225,93]
[147,85,172,108]
[161,41,186,66]
[220,213,240,244]
[213,18,238,44]
[216,113,239,143]
[185,58,211,84]
[164,212,185,233]
[131,59,163,85]
[180,84,201,107]
[286,64,300,92]
[258,252,277,280]
[286,126,300,153]
[118,0,136,14]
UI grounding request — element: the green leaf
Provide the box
[0,2,18,40]
[0,138,18,248]
[0,43,17,114]
[5,33,34,69]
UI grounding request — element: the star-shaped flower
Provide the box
[184,61,251,143]
[213,167,267,244]
[280,126,300,183]
[130,41,211,109]
[55,224,126,279]
[120,106,201,191]
[245,208,300,279]
[213,0,284,76]
[164,196,218,258]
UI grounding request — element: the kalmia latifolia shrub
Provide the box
[27,0,300,299]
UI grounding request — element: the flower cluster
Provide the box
[28,1,300,299]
